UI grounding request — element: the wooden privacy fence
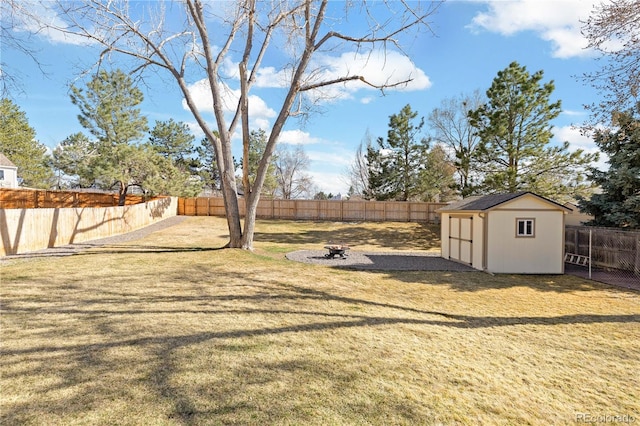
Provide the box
[565,225,640,274]
[0,188,146,209]
[179,197,446,223]
[0,197,178,256]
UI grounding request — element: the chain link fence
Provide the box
[565,225,640,290]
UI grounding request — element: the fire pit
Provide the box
[324,244,350,259]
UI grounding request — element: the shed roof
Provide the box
[0,153,17,168]
[438,192,570,212]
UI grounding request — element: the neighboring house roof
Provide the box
[438,192,570,212]
[0,153,17,169]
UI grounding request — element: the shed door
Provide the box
[448,215,473,265]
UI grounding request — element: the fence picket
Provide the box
[178,197,446,223]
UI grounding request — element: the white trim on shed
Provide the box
[438,192,570,274]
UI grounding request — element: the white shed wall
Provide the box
[486,209,565,274]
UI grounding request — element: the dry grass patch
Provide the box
[1,216,638,425]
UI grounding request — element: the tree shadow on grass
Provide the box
[2,270,639,424]
[370,269,640,294]
[1,244,226,260]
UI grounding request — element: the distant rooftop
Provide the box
[0,153,17,168]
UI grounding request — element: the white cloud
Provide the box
[307,149,353,168]
[308,170,349,195]
[182,79,276,128]
[185,120,205,139]
[255,66,293,88]
[277,129,322,145]
[253,49,431,101]
[312,50,431,96]
[254,118,271,131]
[562,109,587,117]
[554,125,594,150]
[554,125,608,170]
[469,0,597,58]
[10,1,94,46]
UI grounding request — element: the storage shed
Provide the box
[438,192,570,274]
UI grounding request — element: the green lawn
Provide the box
[1,216,638,425]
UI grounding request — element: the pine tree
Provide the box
[418,145,457,202]
[148,119,202,197]
[579,105,640,228]
[195,138,221,194]
[245,129,277,197]
[70,69,149,204]
[366,104,429,201]
[52,132,97,188]
[148,119,195,165]
[0,98,53,187]
[469,62,596,201]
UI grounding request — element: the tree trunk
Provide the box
[241,190,260,250]
[118,181,127,206]
[220,168,243,248]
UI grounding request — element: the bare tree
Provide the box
[427,90,484,197]
[344,130,372,198]
[14,0,440,249]
[582,0,640,125]
[274,144,313,199]
[0,1,47,96]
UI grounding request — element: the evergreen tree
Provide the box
[366,104,429,201]
[52,132,97,189]
[244,129,278,197]
[148,119,202,197]
[149,119,195,164]
[469,62,596,201]
[418,144,457,202]
[0,98,53,187]
[579,105,640,229]
[70,69,149,205]
[195,138,221,194]
[71,69,148,145]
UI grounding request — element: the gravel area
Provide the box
[2,216,188,260]
[285,249,477,271]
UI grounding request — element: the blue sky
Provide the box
[3,0,607,195]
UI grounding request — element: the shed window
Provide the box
[0,170,4,180]
[516,218,535,237]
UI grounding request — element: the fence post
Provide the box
[589,229,593,279]
[635,237,640,276]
